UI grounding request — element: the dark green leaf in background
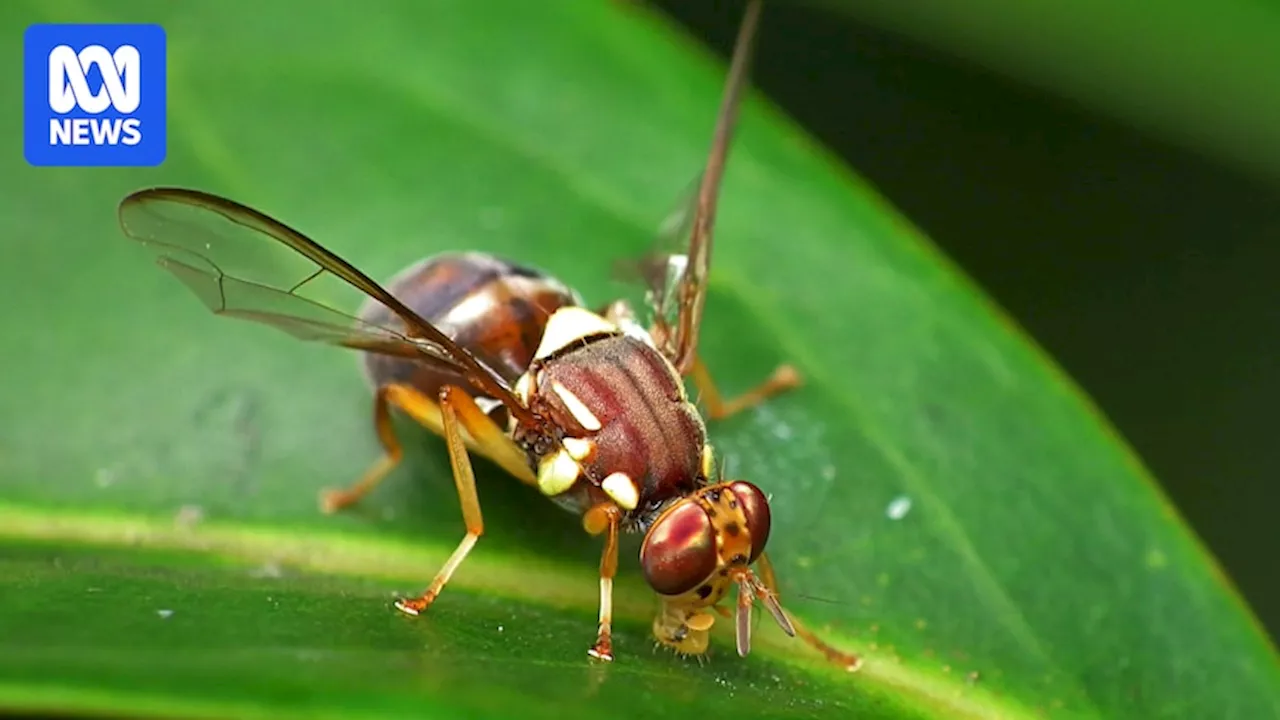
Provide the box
[1,1,1276,719]
[807,0,1280,187]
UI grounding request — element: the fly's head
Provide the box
[638,480,796,657]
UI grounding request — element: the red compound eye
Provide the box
[640,500,716,596]
[728,481,772,563]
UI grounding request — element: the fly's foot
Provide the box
[318,488,359,514]
[588,635,614,663]
[394,593,437,616]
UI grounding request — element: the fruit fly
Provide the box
[117,0,858,668]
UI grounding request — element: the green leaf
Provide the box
[2,1,1276,719]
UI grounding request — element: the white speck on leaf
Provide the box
[94,467,117,488]
[886,495,912,520]
[497,625,504,633]
[157,609,174,619]
[249,561,283,578]
[174,504,204,528]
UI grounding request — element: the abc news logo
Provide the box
[48,44,143,147]
[24,24,167,167]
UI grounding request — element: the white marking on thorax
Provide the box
[533,307,617,361]
[537,447,581,496]
[551,380,602,431]
[602,472,640,511]
[562,437,595,461]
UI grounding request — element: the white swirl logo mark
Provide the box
[48,44,140,115]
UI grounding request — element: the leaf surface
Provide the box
[0,1,1276,719]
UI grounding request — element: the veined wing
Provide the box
[118,187,535,424]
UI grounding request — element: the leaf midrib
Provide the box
[0,501,1037,720]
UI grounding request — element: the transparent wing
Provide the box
[612,173,699,356]
[612,0,762,373]
[118,187,534,423]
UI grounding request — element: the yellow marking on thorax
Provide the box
[537,447,581,496]
[601,472,639,511]
[562,437,594,461]
[700,446,715,480]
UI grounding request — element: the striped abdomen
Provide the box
[358,251,582,420]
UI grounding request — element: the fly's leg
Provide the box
[597,299,800,422]
[319,382,412,514]
[583,503,622,662]
[317,383,523,616]
[756,552,862,671]
[690,357,801,421]
[393,385,496,615]
[320,381,531,513]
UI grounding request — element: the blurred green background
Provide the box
[657,0,1280,640]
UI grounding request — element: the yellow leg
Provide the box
[583,503,622,662]
[319,383,406,513]
[320,380,533,514]
[690,357,802,421]
[319,382,496,614]
[756,552,862,671]
[392,385,496,615]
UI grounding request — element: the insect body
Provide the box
[359,252,582,402]
[353,252,582,442]
[117,0,858,668]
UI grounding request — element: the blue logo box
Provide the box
[24,23,167,167]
